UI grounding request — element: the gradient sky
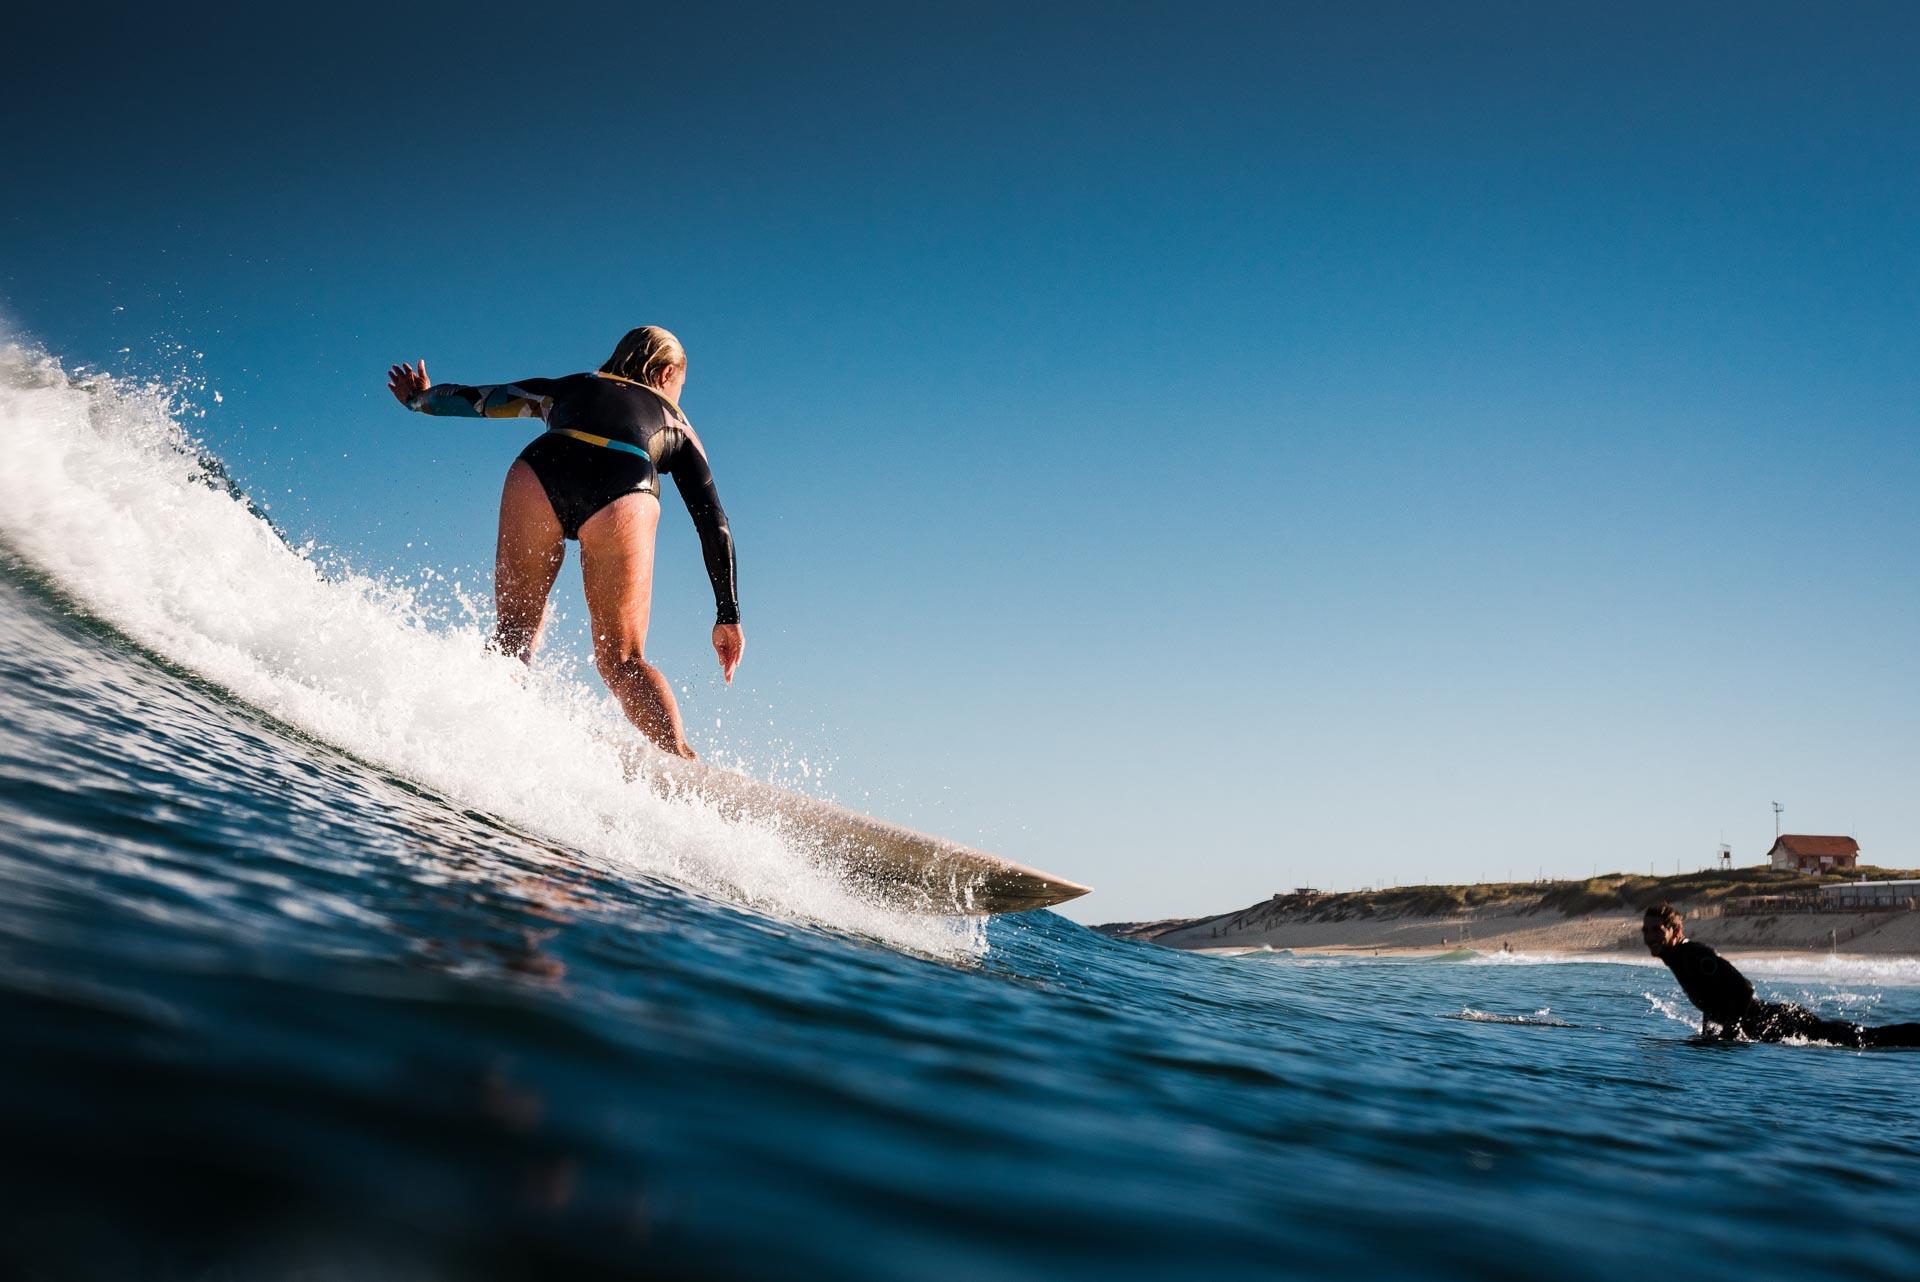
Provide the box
[6,3,1917,922]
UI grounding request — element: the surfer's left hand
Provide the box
[712,624,744,683]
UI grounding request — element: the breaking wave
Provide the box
[0,342,979,959]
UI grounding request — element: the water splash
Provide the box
[1643,993,1703,1033]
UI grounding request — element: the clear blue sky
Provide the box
[7,3,1918,922]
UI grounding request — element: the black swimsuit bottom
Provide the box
[516,430,658,539]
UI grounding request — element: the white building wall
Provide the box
[1768,845,1857,871]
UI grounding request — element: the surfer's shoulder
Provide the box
[1656,938,1712,971]
[592,370,685,424]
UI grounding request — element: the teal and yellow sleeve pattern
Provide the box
[407,378,559,421]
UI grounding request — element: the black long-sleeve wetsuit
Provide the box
[409,371,739,624]
[1656,939,1920,1048]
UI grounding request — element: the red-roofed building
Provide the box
[1767,834,1859,873]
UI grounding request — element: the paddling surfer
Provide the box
[1642,904,1920,1048]
[387,326,742,759]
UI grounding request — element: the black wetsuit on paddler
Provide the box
[1656,937,1920,1048]
[409,370,739,624]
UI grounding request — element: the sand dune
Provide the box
[1110,895,1920,959]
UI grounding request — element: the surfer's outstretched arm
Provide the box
[387,361,558,421]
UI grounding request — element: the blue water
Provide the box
[4,349,1920,1280]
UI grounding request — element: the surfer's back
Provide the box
[541,372,689,458]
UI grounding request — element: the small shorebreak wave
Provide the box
[1449,1007,1574,1027]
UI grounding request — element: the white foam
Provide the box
[1722,955,1920,987]
[1466,950,1920,987]
[0,342,982,960]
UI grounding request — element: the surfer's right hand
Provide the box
[712,623,744,683]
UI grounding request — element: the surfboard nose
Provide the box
[976,866,1093,915]
[643,751,1091,916]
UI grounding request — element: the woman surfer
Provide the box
[386,326,742,759]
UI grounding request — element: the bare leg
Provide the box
[578,492,693,757]
[492,461,565,662]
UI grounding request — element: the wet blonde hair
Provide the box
[601,326,687,389]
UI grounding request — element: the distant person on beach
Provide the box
[1642,904,1920,1048]
[387,327,742,760]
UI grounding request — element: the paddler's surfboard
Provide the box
[643,753,1090,916]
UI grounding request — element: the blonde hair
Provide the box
[601,326,687,389]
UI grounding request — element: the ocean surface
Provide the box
[4,344,1919,1281]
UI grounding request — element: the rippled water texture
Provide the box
[3,348,1919,1281]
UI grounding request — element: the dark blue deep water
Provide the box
[5,563,1920,1282]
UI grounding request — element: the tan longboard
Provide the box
[644,753,1091,916]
